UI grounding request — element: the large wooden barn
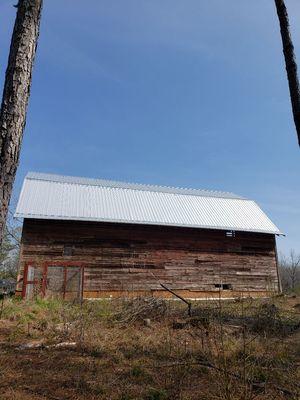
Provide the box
[15,172,282,300]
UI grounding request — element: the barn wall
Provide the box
[17,219,279,298]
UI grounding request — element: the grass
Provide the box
[0,295,299,399]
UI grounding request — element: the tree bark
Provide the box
[274,0,300,146]
[0,0,43,243]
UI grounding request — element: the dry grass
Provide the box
[0,295,299,400]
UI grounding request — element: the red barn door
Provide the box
[23,263,84,301]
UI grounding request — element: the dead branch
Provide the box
[159,359,297,397]
[160,283,192,316]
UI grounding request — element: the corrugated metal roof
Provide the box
[15,172,282,235]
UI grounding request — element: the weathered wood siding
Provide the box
[17,219,279,298]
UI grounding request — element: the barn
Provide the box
[15,172,282,300]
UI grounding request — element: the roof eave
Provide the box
[14,212,283,236]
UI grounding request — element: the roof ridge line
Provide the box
[25,172,245,200]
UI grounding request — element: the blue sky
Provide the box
[0,0,299,254]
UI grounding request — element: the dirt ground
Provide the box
[0,295,299,400]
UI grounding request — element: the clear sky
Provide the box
[0,1,299,254]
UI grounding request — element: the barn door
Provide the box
[64,267,83,300]
[45,265,83,301]
[23,264,44,299]
[45,266,64,297]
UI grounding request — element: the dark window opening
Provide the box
[63,246,74,256]
[214,283,233,290]
[241,246,267,253]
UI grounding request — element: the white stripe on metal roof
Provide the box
[15,172,282,235]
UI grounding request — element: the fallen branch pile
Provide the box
[115,297,167,323]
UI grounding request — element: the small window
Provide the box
[226,231,235,238]
[63,246,74,256]
[214,283,232,290]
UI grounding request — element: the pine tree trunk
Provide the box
[274,0,300,146]
[0,0,43,243]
